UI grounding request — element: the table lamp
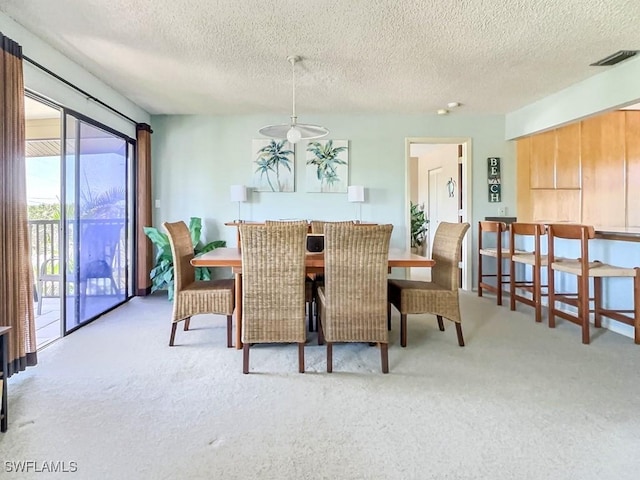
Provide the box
[347,185,365,223]
[230,185,248,222]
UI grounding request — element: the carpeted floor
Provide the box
[2,292,639,480]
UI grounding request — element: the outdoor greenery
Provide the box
[254,139,294,191]
[306,140,347,191]
[410,201,429,249]
[28,202,60,220]
[143,217,225,300]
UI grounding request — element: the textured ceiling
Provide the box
[2,0,640,116]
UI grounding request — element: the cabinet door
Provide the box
[556,122,581,189]
[627,111,640,227]
[516,137,532,221]
[581,112,626,227]
[530,130,556,189]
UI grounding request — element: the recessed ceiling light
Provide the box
[447,102,461,108]
[437,109,449,115]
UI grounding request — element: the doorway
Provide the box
[405,138,472,290]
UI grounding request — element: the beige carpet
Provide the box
[2,292,639,480]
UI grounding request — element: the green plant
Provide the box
[410,202,429,248]
[143,217,225,300]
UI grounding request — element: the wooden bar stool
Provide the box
[547,224,640,344]
[509,223,548,323]
[478,221,513,305]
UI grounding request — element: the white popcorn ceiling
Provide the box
[2,0,639,115]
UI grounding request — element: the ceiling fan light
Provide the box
[286,126,302,143]
[259,55,328,142]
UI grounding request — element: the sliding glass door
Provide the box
[62,113,132,331]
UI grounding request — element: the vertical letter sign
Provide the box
[488,157,501,202]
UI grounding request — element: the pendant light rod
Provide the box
[287,55,300,124]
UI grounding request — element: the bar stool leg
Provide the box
[548,267,556,328]
[580,274,590,345]
[634,270,640,345]
[534,263,542,323]
[593,277,602,328]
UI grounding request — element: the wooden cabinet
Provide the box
[627,111,640,227]
[517,110,639,226]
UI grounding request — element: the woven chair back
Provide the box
[431,222,470,290]
[323,223,393,342]
[239,222,307,343]
[163,221,195,294]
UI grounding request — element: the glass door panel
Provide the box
[63,114,130,331]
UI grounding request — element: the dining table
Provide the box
[191,247,435,349]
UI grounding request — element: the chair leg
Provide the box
[455,322,465,347]
[580,274,590,345]
[387,302,392,331]
[318,318,325,345]
[298,343,305,373]
[183,317,191,331]
[477,253,483,297]
[381,343,389,374]
[510,260,516,311]
[243,343,250,374]
[226,315,233,348]
[436,315,445,331]
[308,301,314,332]
[593,277,602,328]
[400,314,407,348]
[497,255,503,306]
[169,323,178,346]
[548,267,556,328]
[327,342,333,373]
[534,264,542,323]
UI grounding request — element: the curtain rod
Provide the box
[23,55,139,125]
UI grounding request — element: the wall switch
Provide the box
[498,206,507,216]
[155,199,161,208]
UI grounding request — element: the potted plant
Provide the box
[143,217,225,300]
[410,201,429,254]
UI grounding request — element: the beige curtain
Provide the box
[135,123,153,295]
[0,33,37,376]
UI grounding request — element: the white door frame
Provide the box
[405,137,473,291]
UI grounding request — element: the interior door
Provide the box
[428,167,443,252]
[62,113,132,332]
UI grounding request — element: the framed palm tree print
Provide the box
[305,140,349,192]
[252,139,295,192]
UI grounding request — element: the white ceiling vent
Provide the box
[590,50,639,66]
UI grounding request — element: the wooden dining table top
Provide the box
[192,247,435,268]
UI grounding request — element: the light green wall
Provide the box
[505,55,640,139]
[151,114,509,255]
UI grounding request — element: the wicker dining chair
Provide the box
[163,221,235,347]
[317,223,393,373]
[388,222,470,347]
[239,222,308,373]
[306,220,356,331]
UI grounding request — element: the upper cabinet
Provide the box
[517,110,639,226]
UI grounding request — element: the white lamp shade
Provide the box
[347,185,365,202]
[230,185,248,202]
